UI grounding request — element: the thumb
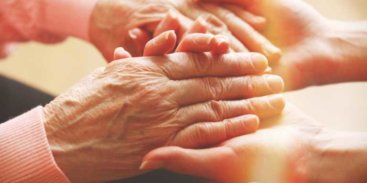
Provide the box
[140,146,242,182]
[113,47,132,60]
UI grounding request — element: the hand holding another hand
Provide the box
[43,51,284,182]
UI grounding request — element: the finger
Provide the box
[202,4,282,62]
[128,28,152,56]
[169,115,259,148]
[201,13,249,52]
[181,6,248,52]
[154,10,193,41]
[176,33,229,54]
[113,47,132,60]
[183,16,208,35]
[172,75,284,106]
[144,30,177,56]
[140,146,240,182]
[224,4,266,31]
[164,52,268,80]
[227,33,249,52]
[154,11,180,37]
[177,94,285,124]
[199,0,258,12]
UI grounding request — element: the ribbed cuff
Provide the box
[0,106,70,183]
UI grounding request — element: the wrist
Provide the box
[42,103,75,182]
[319,20,367,84]
[303,129,367,183]
[41,0,99,40]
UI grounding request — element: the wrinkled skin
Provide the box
[89,0,235,60]
[142,103,324,183]
[43,52,285,182]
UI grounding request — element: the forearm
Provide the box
[42,0,98,40]
[305,129,367,183]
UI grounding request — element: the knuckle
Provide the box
[246,98,261,113]
[204,78,225,100]
[207,100,226,121]
[223,119,235,138]
[244,76,255,97]
[192,54,212,73]
[193,123,211,143]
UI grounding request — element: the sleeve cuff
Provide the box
[0,106,70,183]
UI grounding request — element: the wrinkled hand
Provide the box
[142,103,323,183]
[43,52,284,182]
[203,0,357,90]
[89,0,282,61]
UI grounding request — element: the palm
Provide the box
[259,0,333,90]
[203,104,322,182]
[144,104,323,182]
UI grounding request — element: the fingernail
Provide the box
[251,53,268,71]
[265,75,284,92]
[263,45,282,62]
[242,115,259,131]
[267,94,285,109]
[139,160,164,170]
[164,30,175,40]
[128,29,139,39]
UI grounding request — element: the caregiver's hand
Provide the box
[142,104,367,183]
[202,0,367,90]
[43,52,284,182]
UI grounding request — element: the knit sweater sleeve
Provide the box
[0,106,70,183]
[0,0,65,58]
[0,0,98,58]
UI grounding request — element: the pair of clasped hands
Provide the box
[44,0,366,182]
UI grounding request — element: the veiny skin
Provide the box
[43,52,285,182]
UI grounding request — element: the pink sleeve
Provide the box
[0,106,70,183]
[0,0,98,58]
[0,0,65,58]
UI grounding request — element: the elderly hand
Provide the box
[43,52,284,182]
[89,0,282,61]
[141,104,324,183]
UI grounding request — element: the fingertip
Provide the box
[139,160,164,171]
[113,47,131,60]
[267,94,286,111]
[144,30,177,56]
[251,53,268,71]
[154,10,180,37]
[242,114,260,132]
[165,30,177,43]
[210,35,230,54]
[263,45,283,62]
[264,74,285,93]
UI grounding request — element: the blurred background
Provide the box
[0,0,366,131]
